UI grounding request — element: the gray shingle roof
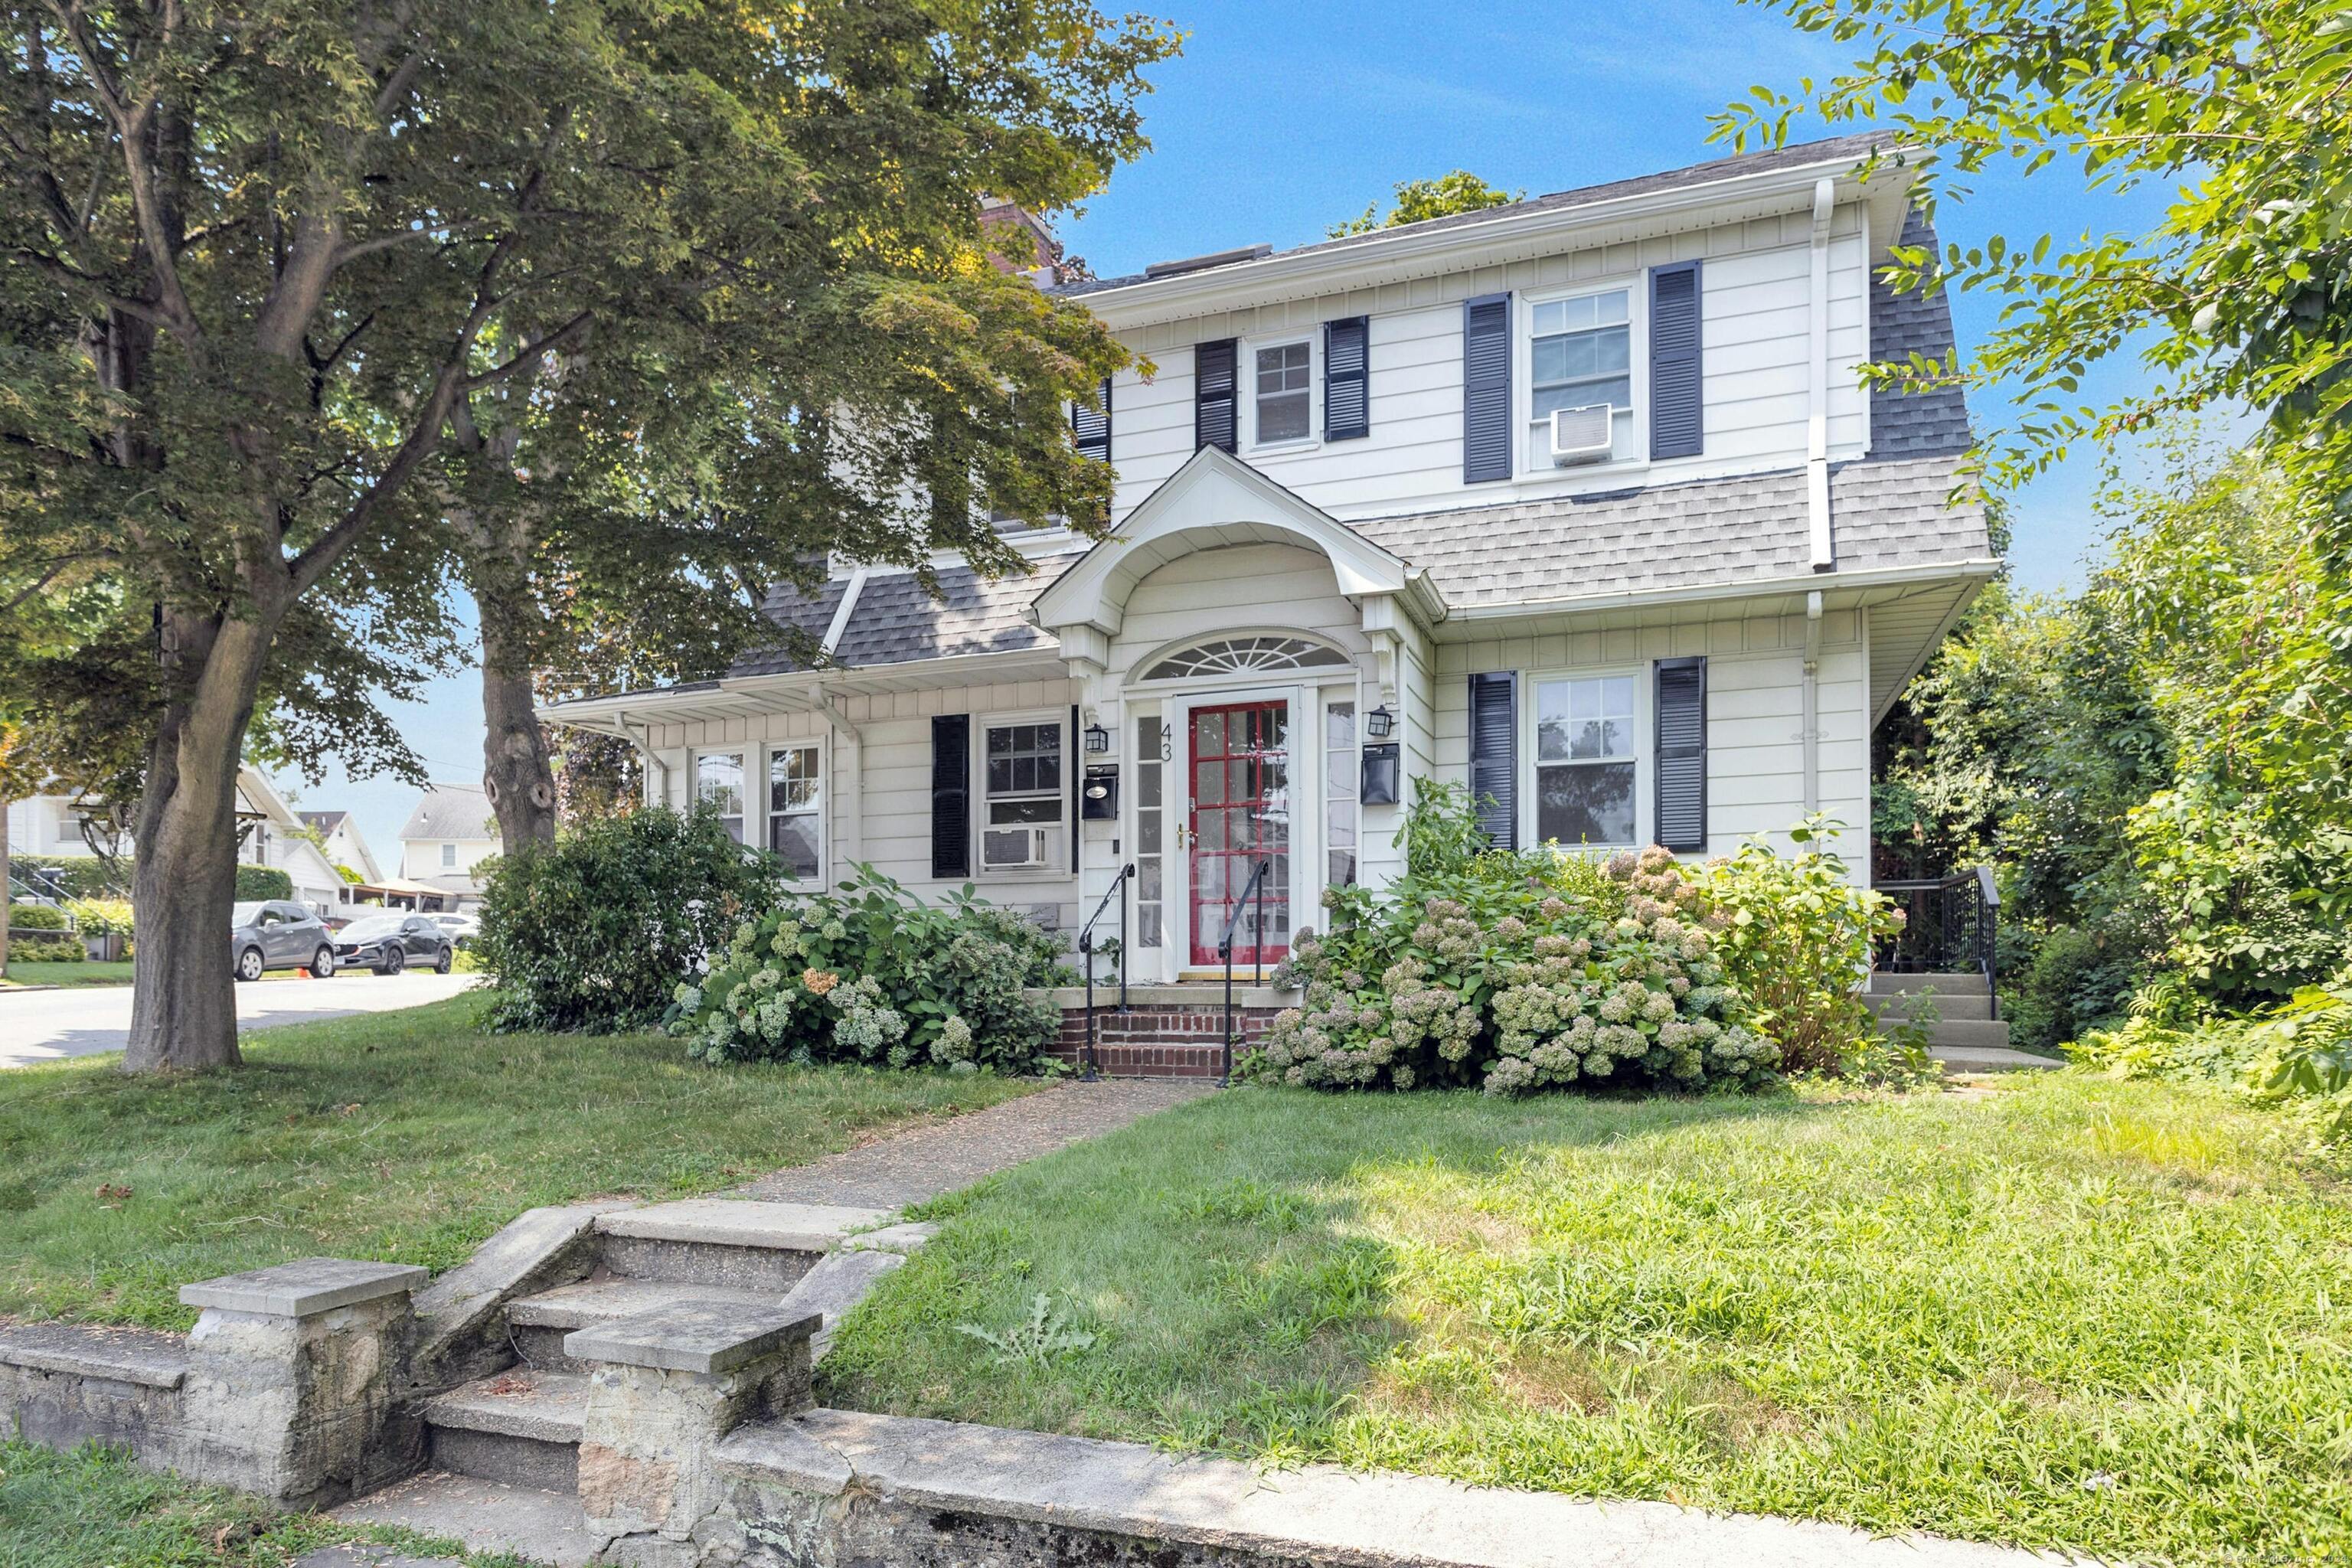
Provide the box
[1866,208,1973,458]
[728,577,848,678]
[728,552,1086,677]
[399,784,495,844]
[1352,454,1986,611]
[298,810,347,833]
[1054,132,1896,298]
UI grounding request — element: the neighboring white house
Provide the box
[7,769,349,916]
[541,132,1994,984]
[397,784,499,908]
[299,810,383,886]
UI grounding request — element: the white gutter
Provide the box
[1074,147,1898,328]
[820,567,869,658]
[1801,591,1824,813]
[1807,177,1837,572]
[1443,556,2001,625]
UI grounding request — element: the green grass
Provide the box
[0,994,1039,1328]
[822,1075,2352,1567]
[0,1439,530,1567]
[0,961,133,988]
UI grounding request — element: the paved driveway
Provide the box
[0,971,480,1070]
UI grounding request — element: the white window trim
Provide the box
[690,747,750,842]
[973,710,1070,881]
[1521,666,1651,851]
[1243,334,1320,454]
[1129,629,1358,688]
[1517,278,1648,481]
[760,738,828,881]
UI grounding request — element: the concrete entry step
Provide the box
[420,1370,585,1492]
[1916,1018,2017,1050]
[594,1199,892,1250]
[1866,988,1994,1022]
[505,1279,783,1370]
[1870,970,1989,995]
[1935,1046,2063,1073]
[332,1469,607,1567]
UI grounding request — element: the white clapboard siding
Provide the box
[1106,205,1873,527]
[1431,606,1873,879]
[1109,542,1370,678]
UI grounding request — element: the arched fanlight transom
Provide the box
[1139,635,1352,682]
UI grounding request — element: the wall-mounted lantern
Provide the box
[1082,764,1120,820]
[1083,720,1112,755]
[1364,704,1395,739]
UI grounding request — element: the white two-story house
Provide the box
[542,132,1993,988]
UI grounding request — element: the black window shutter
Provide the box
[1654,657,1708,852]
[1468,671,1517,850]
[1324,316,1370,441]
[1071,377,1112,463]
[1194,339,1237,453]
[1648,261,1704,460]
[1461,293,1513,482]
[930,714,971,879]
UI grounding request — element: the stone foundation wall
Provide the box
[0,1357,188,1459]
[1048,1002,1282,1078]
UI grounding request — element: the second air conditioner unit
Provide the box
[1549,403,1615,466]
[981,825,1054,870]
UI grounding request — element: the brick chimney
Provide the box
[978,198,1066,286]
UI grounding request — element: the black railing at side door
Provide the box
[1076,862,1135,1081]
[1874,866,2001,1018]
[1218,858,1272,1084]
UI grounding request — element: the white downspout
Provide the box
[1802,591,1823,815]
[1807,176,1836,573]
[823,693,864,869]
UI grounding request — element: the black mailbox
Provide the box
[1360,743,1400,806]
[1081,763,1119,820]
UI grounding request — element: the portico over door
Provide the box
[1187,700,1292,968]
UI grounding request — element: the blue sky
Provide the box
[298,0,2176,858]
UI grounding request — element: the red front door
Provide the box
[1189,701,1291,967]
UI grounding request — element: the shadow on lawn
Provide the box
[864,1086,1857,1459]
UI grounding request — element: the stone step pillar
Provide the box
[566,1302,820,1567]
[177,1258,428,1507]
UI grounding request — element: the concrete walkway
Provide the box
[737,1076,1214,1208]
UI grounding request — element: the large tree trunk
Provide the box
[480,607,558,853]
[1,788,11,979]
[122,618,272,1073]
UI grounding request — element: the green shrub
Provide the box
[2072,971,2352,1148]
[2001,921,2145,1053]
[4,903,70,931]
[67,898,134,937]
[1248,784,1777,1096]
[7,854,127,900]
[477,805,786,1034]
[673,868,1069,1073]
[233,864,294,900]
[1690,817,1912,1075]
[7,936,85,962]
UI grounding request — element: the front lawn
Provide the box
[0,1440,523,1567]
[0,994,1040,1328]
[0,960,134,988]
[822,1075,2352,1567]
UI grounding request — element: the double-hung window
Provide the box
[1253,342,1312,445]
[440,842,457,870]
[766,745,822,878]
[1533,676,1638,848]
[694,751,746,842]
[1527,290,1633,468]
[980,720,1065,871]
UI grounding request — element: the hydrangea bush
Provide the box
[1247,785,1906,1096]
[671,868,1071,1073]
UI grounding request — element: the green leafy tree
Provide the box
[0,1,1174,1070]
[1329,170,1521,238]
[1720,0,2352,567]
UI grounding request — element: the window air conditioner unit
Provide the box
[981,826,1054,870]
[1549,403,1615,466]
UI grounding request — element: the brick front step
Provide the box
[1040,991,1292,1079]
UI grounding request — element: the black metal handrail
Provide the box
[1076,862,1135,1082]
[1218,858,1272,1083]
[1875,866,2001,1017]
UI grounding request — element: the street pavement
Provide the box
[0,970,480,1070]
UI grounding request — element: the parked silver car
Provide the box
[230,900,337,982]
